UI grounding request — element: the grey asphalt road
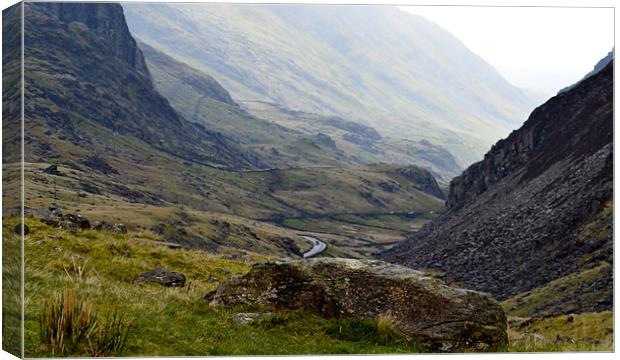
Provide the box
[301,235,327,258]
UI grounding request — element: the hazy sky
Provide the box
[401,6,614,95]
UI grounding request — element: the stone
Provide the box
[61,220,77,234]
[13,224,29,235]
[205,258,507,351]
[63,213,90,230]
[554,334,575,344]
[91,221,127,234]
[43,164,63,176]
[230,312,273,325]
[91,220,104,230]
[134,268,186,287]
[106,223,127,234]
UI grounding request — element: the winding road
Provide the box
[301,236,327,258]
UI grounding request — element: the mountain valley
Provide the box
[2,2,614,356]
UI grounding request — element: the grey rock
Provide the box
[134,268,186,287]
[61,220,77,234]
[382,63,613,317]
[230,312,273,325]
[206,258,507,351]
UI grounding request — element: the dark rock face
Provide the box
[134,268,186,287]
[381,62,613,310]
[35,3,149,76]
[323,117,382,144]
[206,258,507,351]
[21,3,264,170]
[397,165,445,199]
[81,155,118,175]
[313,133,338,150]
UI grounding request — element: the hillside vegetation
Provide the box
[11,218,432,356]
[5,218,610,356]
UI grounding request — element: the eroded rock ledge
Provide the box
[205,258,507,351]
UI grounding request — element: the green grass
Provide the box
[8,216,614,354]
[504,312,613,352]
[14,217,431,356]
[502,263,612,318]
[2,215,22,357]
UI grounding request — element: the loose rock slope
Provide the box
[381,61,613,314]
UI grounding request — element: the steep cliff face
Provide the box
[381,62,613,313]
[22,2,263,170]
[36,3,148,77]
[447,60,612,210]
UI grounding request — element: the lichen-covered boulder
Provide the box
[205,258,507,351]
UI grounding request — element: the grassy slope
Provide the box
[9,218,610,355]
[505,312,613,352]
[21,160,445,258]
[14,218,428,356]
[502,262,612,318]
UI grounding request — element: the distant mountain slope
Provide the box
[140,42,461,179]
[20,2,263,170]
[381,61,613,315]
[123,3,539,166]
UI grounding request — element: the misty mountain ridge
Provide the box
[123,3,541,168]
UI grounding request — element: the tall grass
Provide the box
[40,288,97,355]
[88,310,130,357]
[376,313,401,342]
[40,288,130,356]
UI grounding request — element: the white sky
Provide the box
[401,6,614,95]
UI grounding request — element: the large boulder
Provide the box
[205,258,507,351]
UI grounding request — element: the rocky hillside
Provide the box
[123,3,541,167]
[20,3,262,170]
[381,61,613,315]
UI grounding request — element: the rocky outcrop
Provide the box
[35,3,149,77]
[206,258,507,351]
[381,61,613,309]
[397,165,445,199]
[23,3,264,169]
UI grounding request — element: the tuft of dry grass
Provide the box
[40,288,97,355]
[376,313,401,342]
[39,288,130,356]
